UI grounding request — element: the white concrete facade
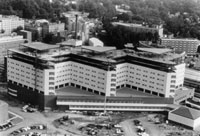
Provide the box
[161,38,200,54]
[7,56,185,98]
[0,36,25,60]
[169,108,200,130]
[116,63,185,97]
[0,15,24,35]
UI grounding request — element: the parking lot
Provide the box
[1,86,200,136]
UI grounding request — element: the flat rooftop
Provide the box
[82,46,116,53]
[56,87,173,104]
[138,48,172,55]
[56,86,157,98]
[185,68,200,82]
[161,38,199,41]
[112,22,161,30]
[56,86,96,96]
[116,87,156,97]
[21,42,60,51]
[9,42,184,65]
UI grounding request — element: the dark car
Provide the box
[10,130,20,136]
[133,120,141,126]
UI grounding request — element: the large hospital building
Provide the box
[6,42,190,110]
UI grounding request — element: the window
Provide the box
[171,80,176,83]
[111,88,115,91]
[111,74,116,77]
[111,79,116,82]
[49,77,54,80]
[171,75,176,78]
[49,87,54,90]
[49,82,54,85]
[170,89,175,93]
[49,72,55,75]
[170,85,175,88]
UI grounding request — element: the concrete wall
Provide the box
[168,112,194,129]
[0,101,8,124]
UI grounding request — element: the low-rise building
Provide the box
[161,38,200,55]
[168,106,200,130]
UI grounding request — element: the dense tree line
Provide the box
[1,0,200,46]
[0,0,73,21]
[77,0,200,47]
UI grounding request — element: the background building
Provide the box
[161,38,200,55]
[89,38,104,47]
[60,11,90,42]
[168,106,200,130]
[18,30,32,43]
[0,15,24,36]
[112,22,164,38]
[42,22,65,37]
[0,35,26,61]
[0,35,26,82]
[0,101,8,124]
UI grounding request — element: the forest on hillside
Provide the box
[1,0,200,47]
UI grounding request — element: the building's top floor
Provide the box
[161,38,200,42]
[0,35,24,44]
[8,42,185,67]
[57,95,174,104]
[61,11,89,19]
[185,68,200,82]
[112,22,163,30]
[0,14,23,21]
[25,19,63,28]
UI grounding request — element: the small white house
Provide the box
[89,38,104,47]
[168,106,200,130]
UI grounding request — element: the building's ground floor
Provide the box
[7,81,187,111]
[168,107,200,130]
[55,81,166,98]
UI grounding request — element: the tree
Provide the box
[43,33,54,43]
[0,29,5,34]
[12,26,23,33]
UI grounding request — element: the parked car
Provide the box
[133,120,142,126]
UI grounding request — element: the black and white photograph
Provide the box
[1,0,200,136]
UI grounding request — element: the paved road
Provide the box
[120,119,137,136]
[0,105,82,136]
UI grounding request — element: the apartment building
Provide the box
[0,35,26,61]
[112,22,164,38]
[60,11,90,42]
[161,38,200,54]
[6,43,187,109]
[0,15,24,35]
[42,22,65,37]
